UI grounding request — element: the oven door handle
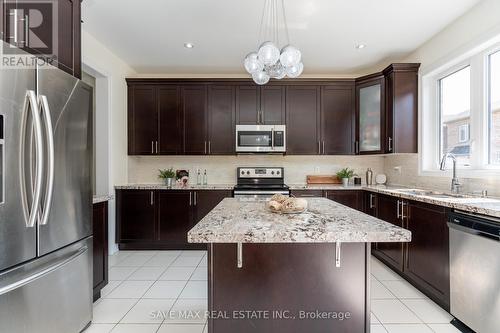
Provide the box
[234,190,290,195]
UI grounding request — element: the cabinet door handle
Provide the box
[189,192,192,206]
[150,191,154,206]
[10,10,18,44]
[155,141,158,154]
[322,141,325,155]
[355,141,359,154]
[369,194,375,209]
[204,141,207,154]
[318,141,321,154]
[194,192,197,206]
[22,14,29,47]
[151,141,154,154]
[388,137,393,152]
[401,201,407,220]
[300,194,315,197]
[396,200,401,218]
[208,141,211,154]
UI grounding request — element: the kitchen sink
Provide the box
[393,189,469,199]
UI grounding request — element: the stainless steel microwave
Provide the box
[235,125,286,153]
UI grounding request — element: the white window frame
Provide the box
[420,38,500,178]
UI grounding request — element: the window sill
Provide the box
[419,168,500,179]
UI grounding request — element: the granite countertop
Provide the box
[188,197,411,243]
[93,194,113,204]
[289,184,365,190]
[114,183,235,190]
[363,186,500,219]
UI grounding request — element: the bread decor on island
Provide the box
[267,194,308,214]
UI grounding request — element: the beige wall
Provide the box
[127,155,385,186]
[82,30,137,254]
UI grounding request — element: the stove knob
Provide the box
[246,171,250,175]
[271,171,275,175]
[277,170,280,175]
[241,171,245,175]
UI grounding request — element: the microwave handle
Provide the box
[271,128,274,149]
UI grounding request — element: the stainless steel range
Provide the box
[233,167,289,198]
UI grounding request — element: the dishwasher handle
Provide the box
[448,212,500,241]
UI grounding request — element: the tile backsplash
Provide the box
[127,155,385,185]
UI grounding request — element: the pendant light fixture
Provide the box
[244,0,303,85]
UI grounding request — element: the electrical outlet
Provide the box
[393,166,402,175]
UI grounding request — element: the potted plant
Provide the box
[336,168,356,187]
[158,168,176,188]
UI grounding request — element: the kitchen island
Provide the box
[188,197,411,333]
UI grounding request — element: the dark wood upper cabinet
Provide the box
[384,64,420,153]
[236,85,284,125]
[208,86,235,155]
[405,201,450,309]
[128,85,158,155]
[116,190,156,242]
[57,0,81,78]
[356,75,386,155]
[158,86,182,154]
[321,85,355,155]
[182,85,208,155]
[236,85,259,125]
[286,85,320,155]
[157,191,192,245]
[374,194,404,271]
[1,0,81,78]
[260,85,285,124]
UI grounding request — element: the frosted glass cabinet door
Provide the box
[359,84,382,152]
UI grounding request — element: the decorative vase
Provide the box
[165,178,174,188]
[342,178,349,187]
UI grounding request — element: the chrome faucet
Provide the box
[440,153,461,194]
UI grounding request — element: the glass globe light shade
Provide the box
[286,62,304,78]
[244,52,263,74]
[252,70,270,85]
[280,45,301,67]
[257,41,280,66]
[268,62,286,79]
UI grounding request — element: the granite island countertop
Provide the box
[188,197,411,243]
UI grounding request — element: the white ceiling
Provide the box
[82,0,481,75]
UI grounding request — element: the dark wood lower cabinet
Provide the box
[290,189,324,198]
[405,201,450,310]
[93,201,108,301]
[208,243,369,333]
[324,190,363,210]
[116,190,156,243]
[194,190,232,223]
[116,189,231,250]
[373,195,405,271]
[157,191,192,245]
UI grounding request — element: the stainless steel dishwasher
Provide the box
[448,211,500,333]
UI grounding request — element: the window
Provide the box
[489,50,500,165]
[439,67,471,166]
[421,41,500,175]
[458,124,470,143]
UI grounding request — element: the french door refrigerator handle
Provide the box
[0,246,88,296]
[20,90,44,228]
[38,95,54,226]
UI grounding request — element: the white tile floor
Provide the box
[85,251,460,333]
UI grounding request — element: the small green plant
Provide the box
[336,168,356,179]
[158,168,176,179]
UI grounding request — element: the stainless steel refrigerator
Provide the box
[0,41,93,332]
